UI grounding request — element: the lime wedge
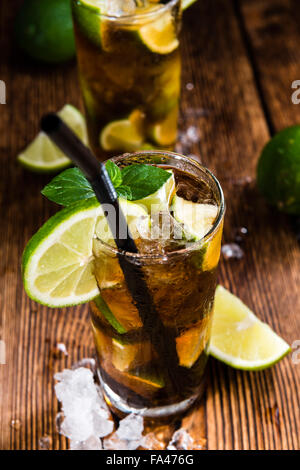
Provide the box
[74,0,104,11]
[210,286,291,370]
[93,295,127,334]
[171,195,218,240]
[18,105,88,173]
[150,107,178,147]
[126,365,165,389]
[176,320,209,368]
[72,0,104,47]
[139,11,179,54]
[182,0,198,10]
[135,170,175,213]
[100,113,145,152]
[201,220,223,271]
[22,199,102,307]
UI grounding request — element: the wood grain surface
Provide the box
[0,0,299,450]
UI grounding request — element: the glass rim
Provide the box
[96,150,225,261]
[73,0,180,22]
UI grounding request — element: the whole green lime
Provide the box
[257,126,300,215]
[15,0,75,64]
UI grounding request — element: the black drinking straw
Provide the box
[41,114,183,396]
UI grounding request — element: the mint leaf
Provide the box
[42,162,172,206]
[116,185,132,200]
[41,167,94,206]
[105,160,122,188]
[121,164,171,200]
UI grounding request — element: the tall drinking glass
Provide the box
[72,0,182,160]
[90,151,225,418]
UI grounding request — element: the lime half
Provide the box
[139,11,179,54]
[18,105,88,173]
[22,199,101,307]
[210,286,291,370]
[23,197,150,307]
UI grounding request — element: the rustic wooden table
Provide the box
[0,0,299,450]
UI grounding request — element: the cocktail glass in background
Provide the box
[90,151,225,418]
[72,0,181,160]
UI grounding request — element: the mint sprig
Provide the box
[41,167,95,206]
[42,161,171,206]
[121,164,171,200]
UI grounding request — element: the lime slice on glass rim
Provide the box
[18,105,88,173]
[22,198,150,308]
[209,286,291,370]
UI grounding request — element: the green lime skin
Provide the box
[257,126,300,215]
[14,0,75,64]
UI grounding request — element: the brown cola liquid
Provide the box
[90,167,223,415]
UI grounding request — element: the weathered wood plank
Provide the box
[181,0,299,449]
[240,0,300,131]
[0,0,299,450]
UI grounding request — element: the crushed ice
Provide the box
[10,419,22,430]
[71,357,96,371]
[104,414,144,450]
[186,82,194,91]
[106,0,136,16]
[54,363,204,450]
[234,226,248,243]
[56,343,68,356]
[222,243,244,260]
[54,367,114,444]
[179,126,200,146]
[39,435,52,450]
[167,428,203,450]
